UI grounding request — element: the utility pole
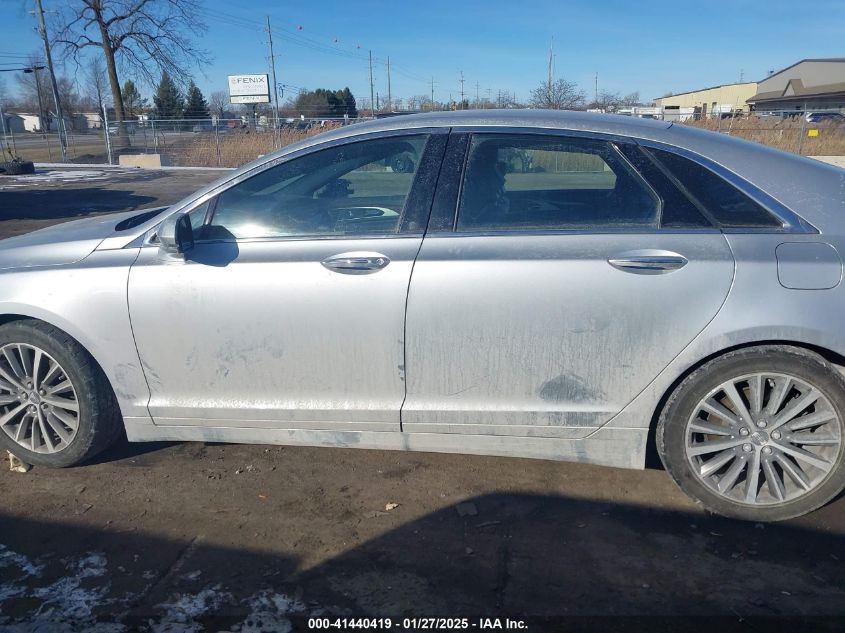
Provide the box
[459,71,465,110]
[548,37,554,106]
[387,56,392,112]
[739,68,744,83]
[430,77,435,110]
[34,0,66,161]
[475,81,480,107]
[594,72,598,105]
[266,16,281,140]
[368,50,375,119]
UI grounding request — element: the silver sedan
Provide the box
[1,110,843,522]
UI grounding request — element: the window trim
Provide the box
[143,127,448,247]
[636,139,818,234]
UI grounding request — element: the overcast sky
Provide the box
[1,0,844,105]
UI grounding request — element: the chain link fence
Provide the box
[4,110,844,169]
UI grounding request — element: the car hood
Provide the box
[0,208,166,271]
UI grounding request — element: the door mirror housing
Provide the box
[158,213,195,255]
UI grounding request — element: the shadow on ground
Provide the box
[0,489,843,632]
[0,187,157,221]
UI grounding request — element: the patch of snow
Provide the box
[150,585,234,633]
[0,544,45,577]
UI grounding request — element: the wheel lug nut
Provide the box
[739,428,750,436]
[742,443,753,453]
[40,403,48,409]
[771,431,781,440]
[762,446,773,455]
[757,420,767,428]
[39,389,45,395]
[28,405,36,413]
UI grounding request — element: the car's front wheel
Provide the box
[0,320,120,467]
[657,346,845,521]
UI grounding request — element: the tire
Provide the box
[657,345,845,521]
[0,160,35,176]
[0,320,120,467]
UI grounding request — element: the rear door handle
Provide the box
[321,252,390,275]
[608,252,688,274]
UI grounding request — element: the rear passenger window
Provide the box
[456,134,659,231]
[648,148,783,229]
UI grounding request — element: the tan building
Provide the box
[654,82,758,116]
[747,59,845,113]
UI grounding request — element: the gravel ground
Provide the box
[0,168,843,632]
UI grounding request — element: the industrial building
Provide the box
[653,82,757,117]
[747,59,845,113]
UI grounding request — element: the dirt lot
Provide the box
[0,168,843,632]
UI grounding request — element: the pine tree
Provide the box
[121,80,147,119]
[153,72,183,120]
[184,81,210,120]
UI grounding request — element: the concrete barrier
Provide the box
[118,154,170,168]
[810,156,845,169]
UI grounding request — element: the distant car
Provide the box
[1,110,844,522]
[107,123,137,135]
[805,112,845,125]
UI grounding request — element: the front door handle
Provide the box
[321,252,391,275]
[608,251,688,275]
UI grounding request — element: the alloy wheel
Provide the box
[0,343,80,454]
[686,372,842,506]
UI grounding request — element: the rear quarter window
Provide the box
[647,148,783,229]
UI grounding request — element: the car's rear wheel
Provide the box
[0,321,119,467]
[657,346,845,521]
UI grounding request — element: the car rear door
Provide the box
[401,130,736,438]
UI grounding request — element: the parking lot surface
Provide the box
[0,169,843,632]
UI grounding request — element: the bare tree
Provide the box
[209,90,228,118]
[622,91,641,107]
[16,55,51,117]
[529,79,584,110]
[53,0,209,128]
[591,90,623,113]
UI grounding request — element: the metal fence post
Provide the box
[152,119,158,154]
[102,104,113,165]
[797,113,807,155]
[215,123,221,167]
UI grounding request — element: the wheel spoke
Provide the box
[42,396,78,413]
[775,443,831,471]
[31,349,43,389]
[45,380,72,396]
[0,364,24,391]
[765,377,792,415]
[749,374,764,414]
[40,360,61,388]
[771,388,821,430]
[0,402,28,427]
[30,414,40,451]
[689,420,734,436]
[14,414,31,443]
[723,382,752,423]
[37,412,55,452]
[688,437,745,457]
[762,458,786,501]
[788,410,836,432]
[0,394,19,406]
[789,431,840,446]
[45,411,73,444]
[701,399,741,425]
[49,407,78,430]
[3,347,26,380]
[700,449,736,478]
[717,457,746,493]
[744,450,762,503]
[775,455,811,491]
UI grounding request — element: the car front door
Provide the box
[128,130,445,430]
[402,131,736,438]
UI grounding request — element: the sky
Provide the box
[1,0,844,107]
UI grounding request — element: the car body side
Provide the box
[2,111,844,470]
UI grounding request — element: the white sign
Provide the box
[228,74,270,104]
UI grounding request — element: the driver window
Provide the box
[201,135,429,240]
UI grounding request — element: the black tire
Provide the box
[0,160,35,176]
[657,345,845,522]
[0,320,120,467]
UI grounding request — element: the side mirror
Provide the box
[158,213,194,255]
